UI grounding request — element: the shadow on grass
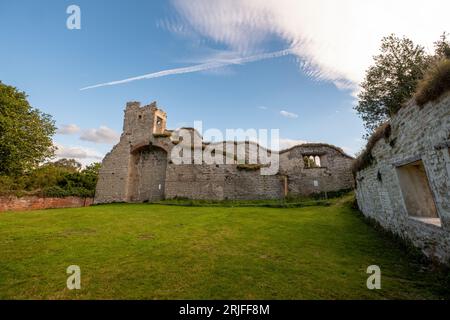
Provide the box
[150,189,354,208]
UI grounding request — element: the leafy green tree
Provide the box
[81,162,101,191]
[24,159,81,191]
[83,162,101,176]
[0,82,56,175]
[0,156,101,197]
[355,35,430,135]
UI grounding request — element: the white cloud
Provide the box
[258,106,268,110]
[57,124,80,135]
[54,143,104,166]
[80,126,120,144]
[279,138,307,150]
[280,110,298,119]
[171,0,450,91]
[55,144,103,160]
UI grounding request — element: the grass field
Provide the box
[0,196,449,299]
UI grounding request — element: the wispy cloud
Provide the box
[171,0,450,91]
[80,48,295,90]
[80,126,120,144]
[57,124,80,135]
[279,138,307,150]
[280,110,298,119]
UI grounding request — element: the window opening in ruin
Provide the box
[396,160,441,227]
[156,117,162,125]
[303,155,321,168]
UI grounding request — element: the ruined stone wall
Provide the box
[128,146,167,202]
[165,163,283,200]
[165,164,226,200]
[94,141,131,203]
[95,101,167,204]
[223,169,283,200]
[280,145,355,196]
[95,100,355,203]
[355,95,450,264]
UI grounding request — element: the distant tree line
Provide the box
[0,81,100,197]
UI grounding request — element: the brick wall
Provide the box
[0,196,93,212]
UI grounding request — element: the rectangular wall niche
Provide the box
[396,160,441,226]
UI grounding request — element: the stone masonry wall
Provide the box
[280,145,354,196]
[165,163,284,200]
[95,100,355,203]
[95,142,131,203]
[355,94,450,264]
[95,101,168,204]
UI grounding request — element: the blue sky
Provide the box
[1,0,448,165]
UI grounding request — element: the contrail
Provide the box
[80,48,295,90]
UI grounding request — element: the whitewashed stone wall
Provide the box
[356,94,450,264]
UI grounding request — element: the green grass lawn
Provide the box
[0,196,449,299]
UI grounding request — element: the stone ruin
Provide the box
[94,101,355,203]
[355,94,450,264]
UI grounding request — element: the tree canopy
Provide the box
[0,81,56,175]
[355,33,450,136]
[355,34,430,135]
[434,32,450,60]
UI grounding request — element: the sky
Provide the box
[1,0,449,165]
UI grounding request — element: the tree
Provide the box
[80,162,101,191]
[83,162,101,176]
[355,35,430,135]
[434,32,450,60]
[53,158,82,172]
[0,82,56,175]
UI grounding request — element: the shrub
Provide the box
[0,175,22,194]
[68,187,95,198]
[0,160,101,198]
[43,186,70,197]
[43,186,94,198]
[415,59,450,107]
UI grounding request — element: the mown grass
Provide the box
[0,196,449,299]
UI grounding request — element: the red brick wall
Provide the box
[0,196,93,212]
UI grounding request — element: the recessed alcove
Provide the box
[396,160,441,227]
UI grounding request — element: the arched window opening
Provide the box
[303,155,322,168]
